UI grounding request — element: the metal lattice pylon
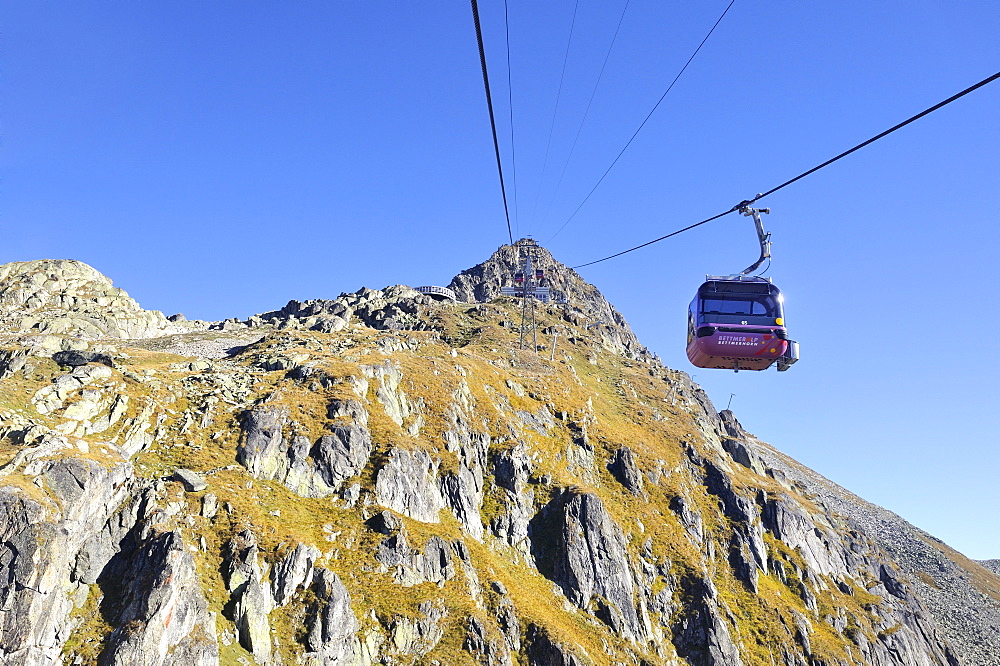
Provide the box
[515,239,541,351]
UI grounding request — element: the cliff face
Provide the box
[0,253,996,666]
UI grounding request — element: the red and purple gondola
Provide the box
[686,276,799,371]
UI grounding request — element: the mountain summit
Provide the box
[0,252,997,665]
[448,240,646,359]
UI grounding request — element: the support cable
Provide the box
[572,69,1000,269]
[541,0,631,234]
[745,70,1000,204]
[503,0,519,238]
[471,0,515,245]
[552,0,737,240]
[530,0,581,228]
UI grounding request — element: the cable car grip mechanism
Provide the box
[737,203,771,275]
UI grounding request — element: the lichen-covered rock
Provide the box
[670,574,743,666]
[0,457,134,665]
[490,445,535,558]
[374,448,444,523]
[524,624,588,666]
[0,259,196,340]
[271,542,321,607]
[376,530,460,587]
[98,529,218,666]
[387,599,447,659]
[361,361,412,428]
[313,425,373,490]
[608,446,643,495]
[304,569,362,664]
[238,405,371,498]
[0,349,29,379]
[761,490,848,577]
[463,615,514,666]
[440,418,488,539]
[530,491,644,641]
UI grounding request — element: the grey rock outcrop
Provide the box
[0,349,28,380]
[525,624,588,666]
[238,405,372,498]
[0,457,134,665]
[171,468,207,492]
[0,259,194,340]
[271,543,321,607]
[361,361,413,428]
[608,446,643,495]
[670,574,743,666]
[979,560,1000,575]
[490,444,535,558]
[386,599,447,659]
[376,529,461,587]
[440,415,488,540]
[374,448,444,523]
[98,529,218,666]
[463,615,514,666]
[51,350,114,368]
[222,529,273,662]
[530,490,643,641]
[304,569,362,664]
[717,410,765,474]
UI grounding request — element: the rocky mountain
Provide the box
[448,241,648,360]
[0,260,195,343]
[0,243,997,666]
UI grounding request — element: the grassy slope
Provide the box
[0,300,955,664]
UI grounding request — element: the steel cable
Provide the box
[530,0,581,229]
[471,0,515,245]
[503,0,519,238]
[572,69,1000,269]
[554,0,737,241]
[541,0,631,237]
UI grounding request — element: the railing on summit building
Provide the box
[415,286,457,301]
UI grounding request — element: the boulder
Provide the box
[51,350,113,368]
[171,468,207,492]
[608,446,643,495]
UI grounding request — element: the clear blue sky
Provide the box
[4,2,998,558]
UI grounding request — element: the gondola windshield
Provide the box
[697,283,783,326]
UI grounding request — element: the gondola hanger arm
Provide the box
[738,203,771,275]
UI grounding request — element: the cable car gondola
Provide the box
[685,207,799,372]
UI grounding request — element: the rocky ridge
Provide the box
[0,259,198,343]
[748,439,1000,666]
[0,248,996,665]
